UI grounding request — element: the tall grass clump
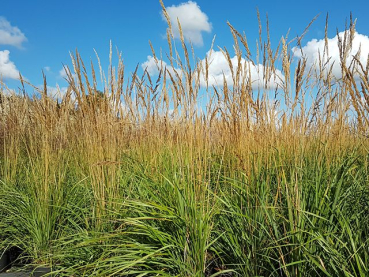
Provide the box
[0,2,369,276]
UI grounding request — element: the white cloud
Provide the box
[142,55,181,77]
[201,50,284,90]
[0,17,27,48]
[34,84,70,100]
[46,85,69,99]
[0,50,20,80]
[44,66,51,72]
[163,1,212,47]
[292,31,369,78]
[59,67,77,80]
[59,67,68,78]
[142,51,283,90]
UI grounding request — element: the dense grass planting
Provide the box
[1,5,369,276]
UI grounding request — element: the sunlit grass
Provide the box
[0,3,369,276]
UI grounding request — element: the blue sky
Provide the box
[1,0,369,95]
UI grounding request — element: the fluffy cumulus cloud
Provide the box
[142,55,181,77]
[46,85,69,99]
[59,68,68,79]
[34,84,70,100]
[0,50,20,79]
[200,50,284,89]
[292,31,369,78]
[59,67,77,80]
[142,51,283,90]
[0,17,27,48]
[163,1,212,46]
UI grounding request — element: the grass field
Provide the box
[1,5,369,276]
